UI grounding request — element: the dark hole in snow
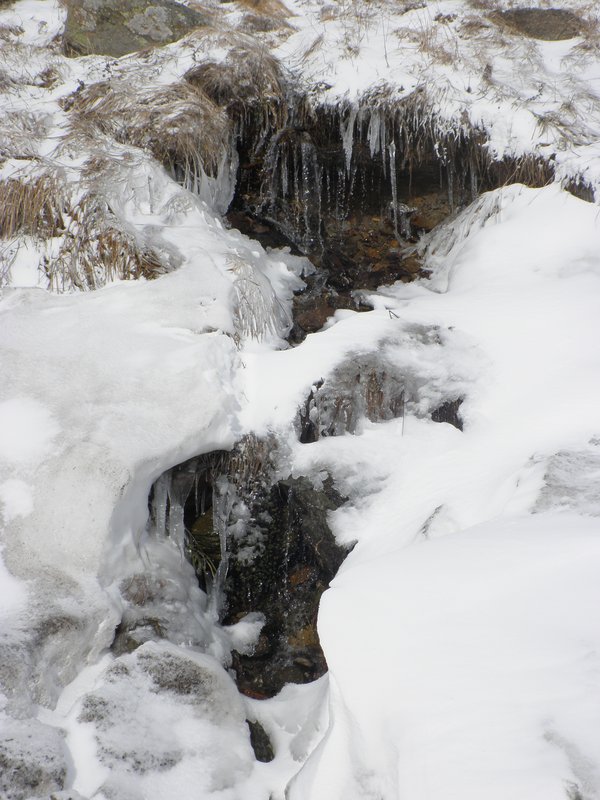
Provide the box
[146,439,351,698]
[431,398,463,431]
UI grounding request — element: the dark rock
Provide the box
[293,298,337,335]
[247,720,275,763]
[492,8,583,41]
[431,398,463,431]
[63,0,211,58]
[224,475,350,697]
[148,442,351,699]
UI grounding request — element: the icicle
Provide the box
[389,141,400,241]
[398,204,415,238]
[166,486,186,555]
[208,475,234,620]
[367,109,381,158]
[281,143,289,199]
[447,161,455,212]
[470,155,478,201]
[300,139,322,252]
[341,106,358,174]
[381,114,387,178]
[152,473,169,535]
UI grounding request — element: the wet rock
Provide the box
[224,476,349,697]
[63,0,211,58]
[148,440,351,698]
[492,8,583,41]
[410,192,452,231]
[111,616,166,656]
[292,297,337,335]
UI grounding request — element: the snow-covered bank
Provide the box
[280,184,600,800]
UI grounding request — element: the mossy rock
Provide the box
[63,0,211,58]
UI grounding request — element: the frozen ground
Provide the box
[1,1,600,799]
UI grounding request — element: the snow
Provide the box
[297,513,600,800]
[0,397,60,465]
[1,0,600,799]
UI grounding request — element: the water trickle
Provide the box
[262,130,322,253]
[388,140,400,241]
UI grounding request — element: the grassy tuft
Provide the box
[67,79,231,189]
[0,174,66,240]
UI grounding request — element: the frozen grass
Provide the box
[68,79,232,189]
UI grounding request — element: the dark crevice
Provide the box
[146,438,351,698]
[431,398,463,430]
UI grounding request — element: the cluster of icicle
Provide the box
[253,99,480,254]
[150,466,233,618]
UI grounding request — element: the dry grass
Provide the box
[68,79,231,188]
[228,253,291,341]
[0,174,66,239]
[0,155,170,291]
[232,0,291,18]
[48,192,166,291]
[0,23,24,40]
[184,36,287,133]
[227,433,277,489]
[0,110,51,159]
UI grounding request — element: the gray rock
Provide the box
[63,0,211,58]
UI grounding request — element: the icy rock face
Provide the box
[297,354,405,442]
[225,475,348,697]
[0,718,69,800]
[296,324,473,442]
[73,642,255,799]
[148,440,350,698]
[260,129,323,255]
[63,0,211,57]
[232,101,482,296]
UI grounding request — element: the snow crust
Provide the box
[1,1,600,799]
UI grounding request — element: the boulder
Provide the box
[63,0,211,58]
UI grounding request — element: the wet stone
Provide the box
[297,355,405,442]
[224,476,350,698]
